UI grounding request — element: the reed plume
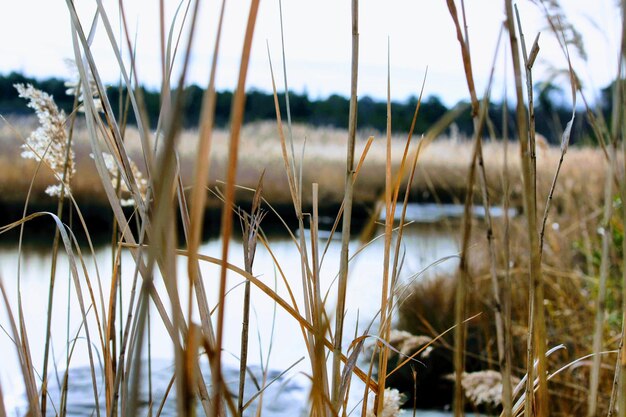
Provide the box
[15,83,74,197]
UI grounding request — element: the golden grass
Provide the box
[396,212,620,416]
[1,1,624,416]
[0,118,609,212]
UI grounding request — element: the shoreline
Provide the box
[1,121,606,234]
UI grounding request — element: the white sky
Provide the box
[0,0,621,106]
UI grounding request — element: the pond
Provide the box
[0,205,470,416]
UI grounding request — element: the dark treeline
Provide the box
[1,71,615,145]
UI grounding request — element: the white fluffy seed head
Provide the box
[15,83,74,197]
[92,152,148,207]
[366,388,403,417]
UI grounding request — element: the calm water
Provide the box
[0,206,464,416]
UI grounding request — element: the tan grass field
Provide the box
[0,118,607,213]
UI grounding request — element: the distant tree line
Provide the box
[0,71,609,145]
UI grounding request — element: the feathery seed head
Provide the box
[366,388,403,417]
[64,59,103,113]
[93,152,148,207]
[455,370,519,408]
[15,83,74,197]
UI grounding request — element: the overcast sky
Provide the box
[0,1,621,106]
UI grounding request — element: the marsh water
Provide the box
[0,203,507,416]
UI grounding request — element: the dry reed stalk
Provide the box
[214,2,261,415]
[104,1,155,180]
[140,1,205,414]
[66,4,147,242]
[148,245,378,391]
[382,71,428,407]
[91,1,155,210]
[609,213,626,417]
[266,50,318,378]
[176,174,215,417]
[19,213,102,416]
[311,183,331,417]
[238,177,265,415]
[180,1,226,413]
[68,4,215,417]
[186,0,226,343]
[375,40,395,417]
[13,82,120,417]
[13,82,78,416]
[501,55,514,417]
[443,1,488,415]
[375,44,428,417]
[64,10,210,417]
[538,112,573,255]
[608,22,626,417]
[612,5,626,416]
[273,9,334,414]
[332,0,360,411]
[505,2,548,415]
[267,45,325,413]
[588,139,616,417]
[278,0,298,198]
[271,15,325,397]
[537,16,576,261]
[472,27,514,417]
[0,276,41,417]
[317,134,373,268]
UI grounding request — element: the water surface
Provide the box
[0,207,461,416]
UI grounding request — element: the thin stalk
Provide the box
[238,224,253,416]
[332,0,359,411]
[505,2,532,415]
[278,0,298,195]
[506,2,547,415]
[600,10,625,416]
[187,0,226,318]
[613,4,626,416]
[0,277,40,417]
[538,119,572,257]
[588,144,615,417]
[443,1,480,414]
[310,182,330,417]
[238,178,264,416]
[214,2,261,415]
[472,26,513,417]
[376,40,393,417]
[501,54,514,417]
[67,21,188,417]
[40,87,79,416]
[176,174,215,417]
[183,1,226,411]
[267,49,317,371]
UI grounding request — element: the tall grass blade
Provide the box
[332,0,360,411]
[214,1,261,415]
[238,175,265,415]
[0,278,41,417]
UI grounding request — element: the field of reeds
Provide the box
[0,1,625,417]
[0,118,609,217]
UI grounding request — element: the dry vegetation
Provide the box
[0,1,625,417]
[0,119,608,211]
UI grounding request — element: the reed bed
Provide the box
[0,120,609,211]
